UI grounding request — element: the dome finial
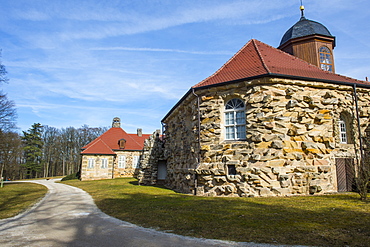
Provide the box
[300,0,305,18]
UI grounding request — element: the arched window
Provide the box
[225,99,246,140]
[319,46,333,72]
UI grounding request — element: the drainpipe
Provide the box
[192,88,201,196]
[353,84,364,159]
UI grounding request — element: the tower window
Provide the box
[319,46,333,72]
[225,99,246,140]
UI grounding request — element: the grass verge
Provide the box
[63,178,370,246]
[0,182,48,219]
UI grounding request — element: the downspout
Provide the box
[192,88,201,196]
[353,84,364,159]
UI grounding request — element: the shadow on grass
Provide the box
[97,192,370,246]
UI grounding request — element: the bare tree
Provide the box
[0,50,9,85]
[0,51,16,131]
[0,131,23,180]
[0,93,17,131]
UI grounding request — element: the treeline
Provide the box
[0,124,107,180]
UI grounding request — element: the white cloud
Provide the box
[90,46,231,55]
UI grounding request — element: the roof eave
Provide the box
[161,72,370,123]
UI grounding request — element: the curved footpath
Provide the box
[0,179,304,247]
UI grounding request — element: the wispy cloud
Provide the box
[90,46,231,55]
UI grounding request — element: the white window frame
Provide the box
[101,158,108,169]
[224,98,246,140]
[132,156,140,168]
[118,155,126,168]
[88,158,95,168]
[339,120,347,144]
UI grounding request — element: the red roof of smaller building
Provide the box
[81,127,151,155]
[193,39,369,88]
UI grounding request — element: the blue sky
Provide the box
[1,0,369,134]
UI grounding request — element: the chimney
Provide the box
[137,128,142,137]
[112,117,121,128]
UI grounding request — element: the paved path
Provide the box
[0,179,297,247]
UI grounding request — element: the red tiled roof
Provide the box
[81,127,150,155]
[193,39,369,88]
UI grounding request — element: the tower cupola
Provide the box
[278,5,336,72]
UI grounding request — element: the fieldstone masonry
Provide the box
[139,77,369,197]
[81,151,142,181]
[137,130,165,185]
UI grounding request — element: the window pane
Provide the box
[236,111,245,124]
[226,126,235,139]
[236,125,246,139]
[325,54,332,64]
[225,112,234,125]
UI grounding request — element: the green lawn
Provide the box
[63,178,370,246]
[0,182,48,219]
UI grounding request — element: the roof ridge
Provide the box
[192,40,255,88]
[252,39,271,74]
[126,133,143,147]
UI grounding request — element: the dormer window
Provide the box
[118,139,126,149]
[319,46,333,72]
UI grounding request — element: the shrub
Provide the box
[61,171,80,181]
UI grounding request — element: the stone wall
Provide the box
[162,94,200,194]
[137,130,165,185]
[113,150,142,178]
[162,77,369,197]
[80,150,142,181]
[80,154,114,180]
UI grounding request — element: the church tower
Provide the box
[278,5,336,72]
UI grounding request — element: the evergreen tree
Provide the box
[22,123,43,178]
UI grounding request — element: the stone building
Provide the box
[80,117,151,181]
[138,8,370,197]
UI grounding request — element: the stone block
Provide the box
[259,188,273,197]
[201,145,211,151]
[271,140,284,149]
[301,142,322,154]
[317,165,331,173]
[256,141,272,149]
[268,159,286,167]
[271,188,290,196]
